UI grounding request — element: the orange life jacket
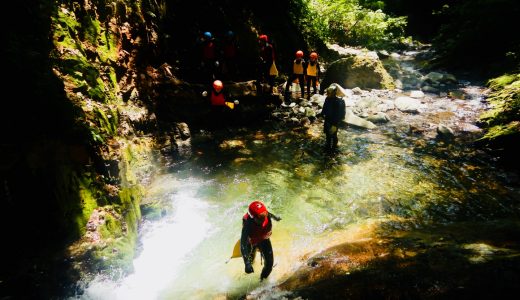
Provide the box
[243,213,272,246]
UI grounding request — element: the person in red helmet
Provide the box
[241,201,281,280]
[284,50,306,102]
[257,34,276,95]
[203,80,239,122]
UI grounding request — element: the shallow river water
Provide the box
[77,52,520,300]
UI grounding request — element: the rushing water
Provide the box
[77,51,520,299]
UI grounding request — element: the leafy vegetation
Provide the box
[290,0,408,50]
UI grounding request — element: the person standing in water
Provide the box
[320,85,346,152]
[241,200,281,280]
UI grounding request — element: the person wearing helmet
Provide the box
[319,85,346,152]
[199,31,219,81]
[221,30,239,80]
[210,80,226,106]
[305,52,321,99]
[284,50,306,102]
[203,80,239,120]
[257,34,276,94]
[241,201,281,280]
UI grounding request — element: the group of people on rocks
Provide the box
[199,31,345,153]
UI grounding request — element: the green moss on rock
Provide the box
[478,73,520,144]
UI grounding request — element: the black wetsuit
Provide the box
[240,214,274,280]
[321,95,346,149]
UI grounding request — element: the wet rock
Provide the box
[344,109,377,129]
[437,124,454,138]
[367,112,390,123]
[377,100,395,112]
[395,96,422,113]
[176,122,190,140]
[320,55,394,91]
[422,85,440,94]
[410,90,425,98]
[352,87,363,95]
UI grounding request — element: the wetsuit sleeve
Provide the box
[339,97,346,121]
[322,98,331,118]
[240,220,253,265]
[268,212,281,221]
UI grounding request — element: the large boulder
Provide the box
[320,55,395,91]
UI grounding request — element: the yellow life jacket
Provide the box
[293,60,304,75]
[307,62,318,76]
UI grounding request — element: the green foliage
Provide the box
[290,0,407,50]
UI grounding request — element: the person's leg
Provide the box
[298,74,305,99]
[285,74,296,101]
[258,239,274,280]
[256,62,266,94]
[306,76,311,98]
[324,122,332,150]
[332,130,339,149]
[268,75,275,94]
[311,76,317,95]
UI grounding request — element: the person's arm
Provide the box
[268,212,282,221]
[320,98,330,118]
[340,98,346,120]
[240,220,254,273]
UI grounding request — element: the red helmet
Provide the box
[248,201,268,217]
[296,50,304,58]
[248,201,268,227]
[213,80,223,91]
[310,52,318,59]
[258,34,268,42]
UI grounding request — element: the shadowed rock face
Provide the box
[320,56,395,92]
[271,221,520,300]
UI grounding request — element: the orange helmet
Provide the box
[258,34,268,42]
[310,52,318,59]
[296,50,304,58]
[213,80,223,91]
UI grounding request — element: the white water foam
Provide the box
[79,180,211,300]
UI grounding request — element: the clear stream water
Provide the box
[76,53,520,299]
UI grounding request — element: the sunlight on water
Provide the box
[81,180,212,300]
